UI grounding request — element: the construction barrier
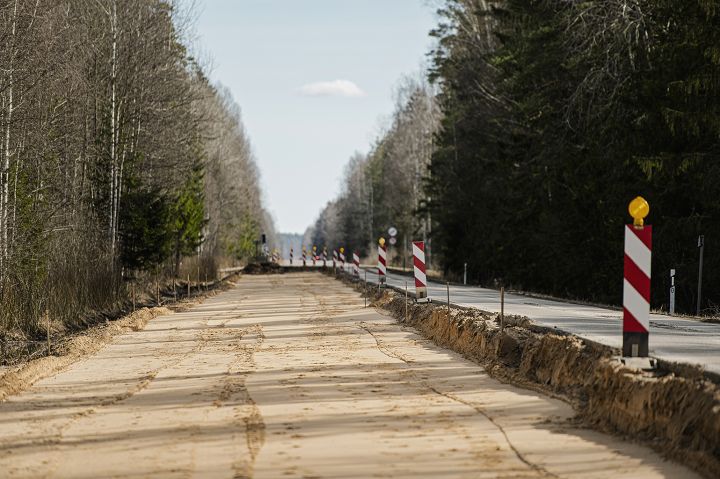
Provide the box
[302,247,307,267]
[413,241,429,302]
[290,248,293,265]
[378,240,387,284]
[340,248,346,271]
[323,247,328,267]
[624,197,651,357]
[312,246,317,266]
[333,250,338,269]
[353,251,360,276]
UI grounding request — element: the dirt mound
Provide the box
[344,277,720,479]
[243,262,283,275]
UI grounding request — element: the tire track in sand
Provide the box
[358,321,556,478]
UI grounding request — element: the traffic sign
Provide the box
[388,227,397,237]
[389,237,397,245]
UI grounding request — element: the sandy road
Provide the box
[0,273,699,478]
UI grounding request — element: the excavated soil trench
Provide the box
[0,273,702,478]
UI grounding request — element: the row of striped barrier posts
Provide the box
[341,196,652,366]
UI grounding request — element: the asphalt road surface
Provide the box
[0,273,698,478]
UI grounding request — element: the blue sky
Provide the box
[195,0,438,234]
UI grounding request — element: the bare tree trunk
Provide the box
[1,0,19,278]
[109,0,118,257]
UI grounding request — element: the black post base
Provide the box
[623,332,649,357]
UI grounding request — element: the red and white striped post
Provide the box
[378,238,387,285]
[302,247,307,267]
[339,248,346,272]
[333,249,338,269]
[322,247,327,267]
[290,248,294,265]
[623,196,651,357]
[413,241,429,302]
[353,251,360,277]
[312,246,317,266]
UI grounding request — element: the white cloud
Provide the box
[298,80,367,98]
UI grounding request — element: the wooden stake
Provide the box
[405,281,408,322]
[364,270,367,307]
[187,273,191,297]
[46,309,51,356]
[156,275,160,306]
[500,287,505,332]
[447,282,451,318]
[132,283,136,312]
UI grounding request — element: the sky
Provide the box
[194,0,438,234]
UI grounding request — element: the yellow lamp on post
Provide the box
[379,237,386,247]
[628,196,650,228]
[339,247,344,254]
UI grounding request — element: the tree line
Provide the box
[0,0,273,339]
[310,0,720,315]
[305,76,440,267]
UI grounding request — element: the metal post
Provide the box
[500,287,505,332]
[669,269,676,316]
[697,235,705,316]
[463,263,467,285]
[403,234,407,272]
[187,273,191,298]
[446,282,450,317]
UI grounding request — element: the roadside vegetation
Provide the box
[308,0,720,315]
[0,0,274,341]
